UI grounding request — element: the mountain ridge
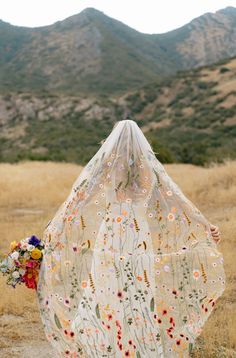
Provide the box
[0,6,236,94]
[1,6,236,31]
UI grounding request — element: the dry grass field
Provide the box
[0,160,235,357]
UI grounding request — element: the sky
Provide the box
[1,0,236,34]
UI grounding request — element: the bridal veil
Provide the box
[37,119,225,357]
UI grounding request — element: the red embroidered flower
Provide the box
[117,290,123,299]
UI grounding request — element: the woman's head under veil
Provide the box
[37,120,225,357]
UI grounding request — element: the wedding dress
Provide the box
[37,119,225,357]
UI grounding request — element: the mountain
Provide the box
[0,8,174,94]
[0,7,236,94]
[156,6,236,70]
[0,56,235,165]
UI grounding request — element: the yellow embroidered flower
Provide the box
[31,248,42,260]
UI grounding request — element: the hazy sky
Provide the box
[1,0,236,33]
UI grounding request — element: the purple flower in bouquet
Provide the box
[28,235,41,247]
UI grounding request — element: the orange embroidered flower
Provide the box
[119,256,126,261]
[167,213,175,221]
[81,280,87,288]
[77,191,85,200]
[55,242,65,250]
[116,216,122,223]
[72,208,78,215]
[136,275,142,281]
[193,270,200,280]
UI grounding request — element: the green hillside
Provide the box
[0,56,236,166]
[126,57,236,165]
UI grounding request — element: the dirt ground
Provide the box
[0,161,235,358]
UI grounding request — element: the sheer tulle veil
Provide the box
[37,120,225,357]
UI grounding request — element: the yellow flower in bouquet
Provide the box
[10,241,18,251]
[31,248,42,260]
[21,258,27,266]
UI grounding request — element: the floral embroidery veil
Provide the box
[37,119,225,357]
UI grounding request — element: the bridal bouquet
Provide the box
[0,235,44,290]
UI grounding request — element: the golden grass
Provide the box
[0,160,235,357]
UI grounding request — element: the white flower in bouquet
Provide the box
[19,268,26,275]
[10,251,19,260]
[21,242,29,251]
[0,258,8,273]
[7,257,14,269]
[12,271,20,279]
[23,252,30,259]
[26,244,35,251]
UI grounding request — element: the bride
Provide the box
[37,120,225,357]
